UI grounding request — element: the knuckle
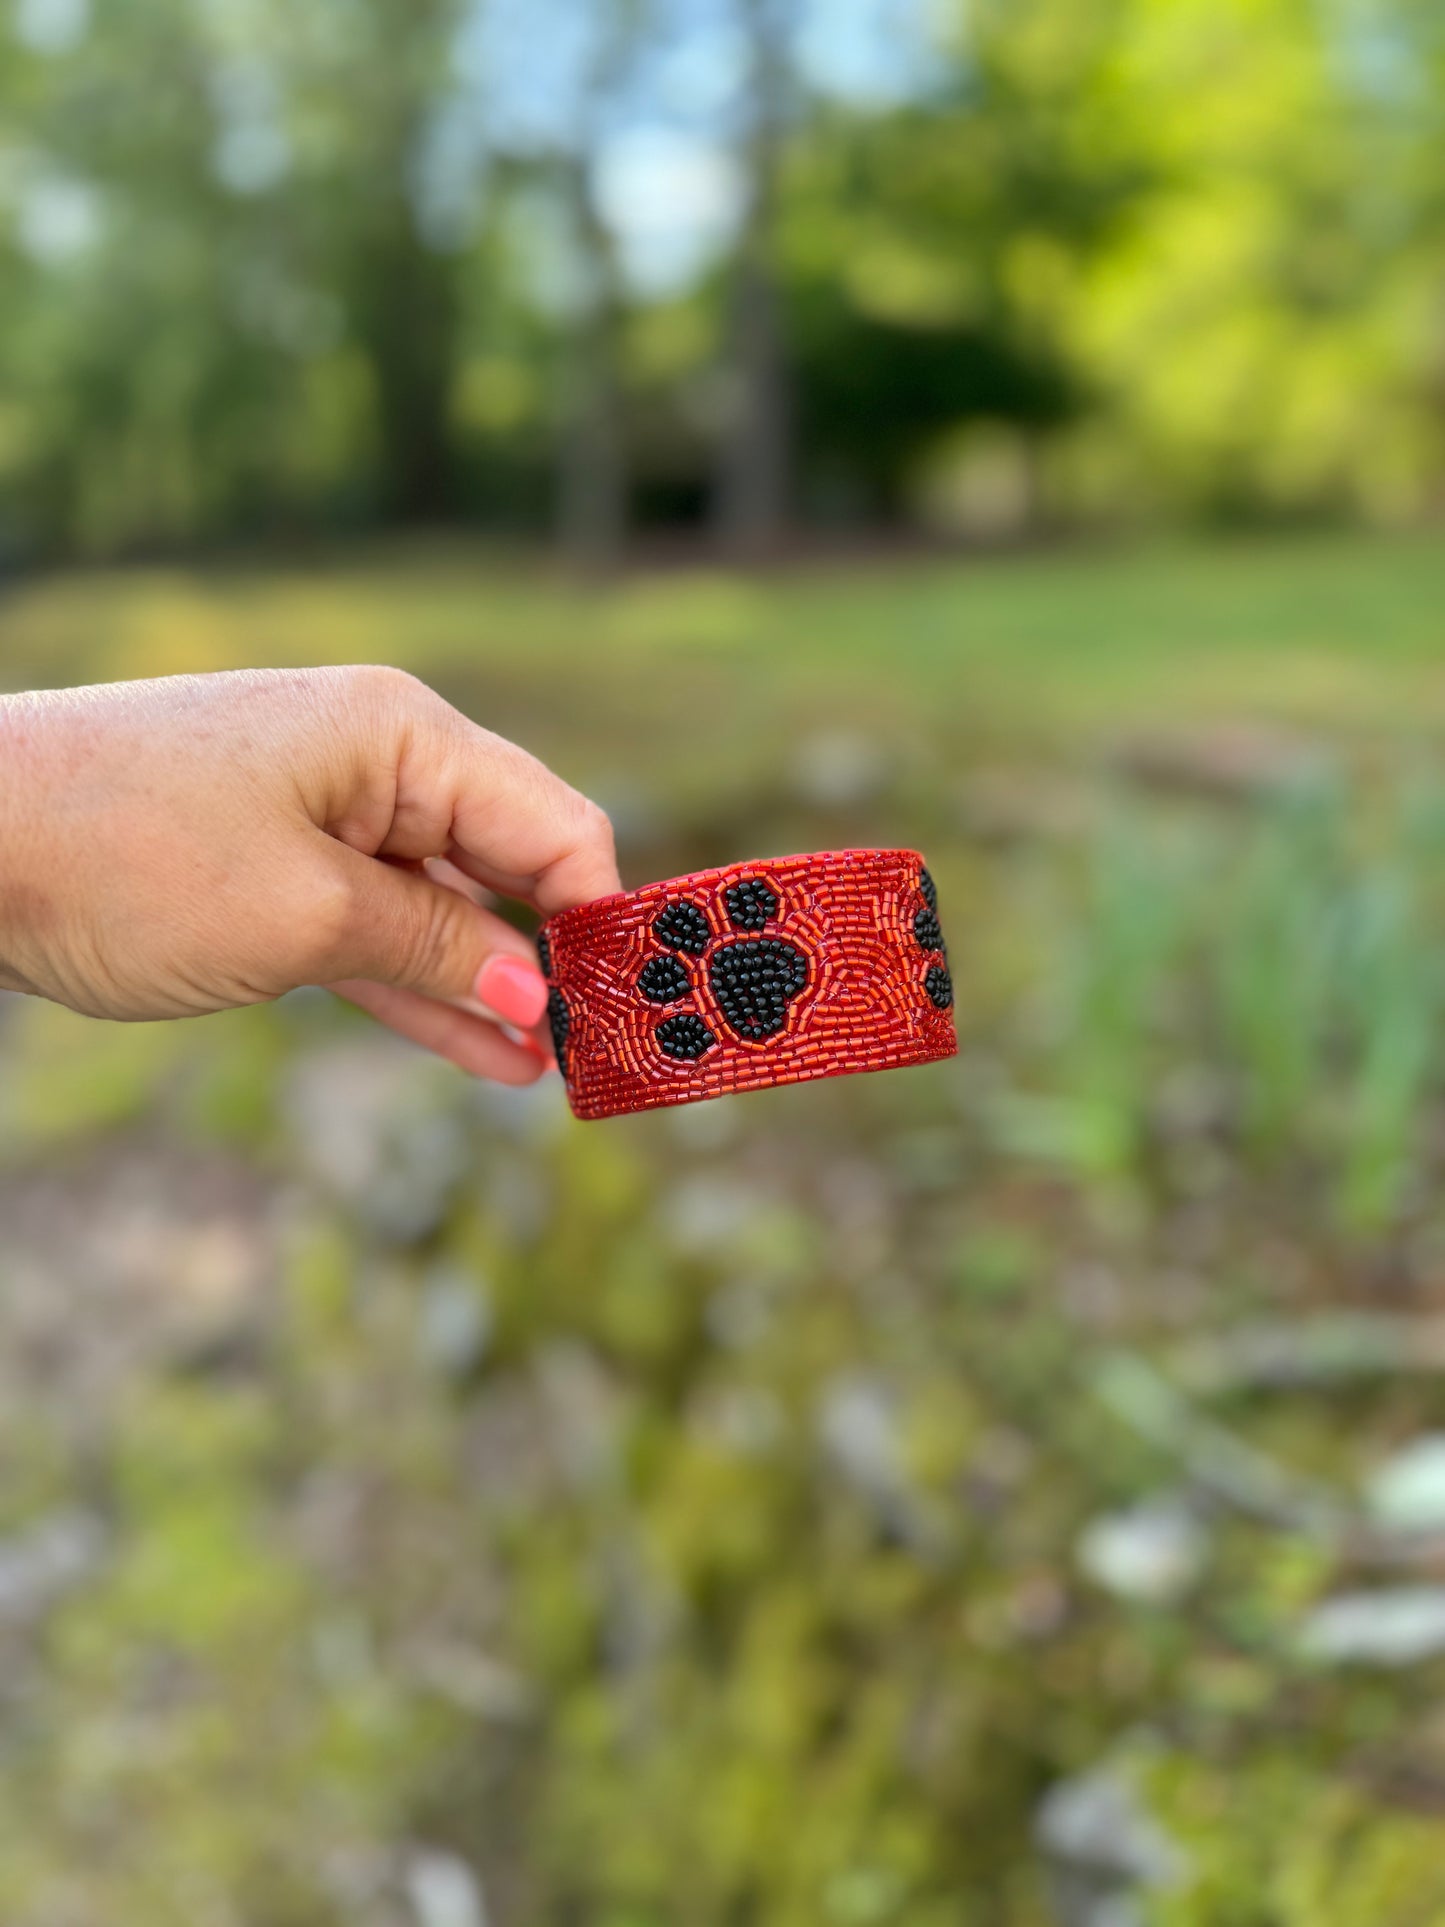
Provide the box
[576,794,615,854]
[344,663,432,714]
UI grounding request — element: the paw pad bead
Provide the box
[638,955,691,1004]
[538,850,957,1118]
[653,900,711,955]
[547,988,571,1071]
[656,1012,716,1060]
[913,905,944,953]
[724,877,779,930]
[708,937,808,1041]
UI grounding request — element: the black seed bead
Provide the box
[724,877,779,930]
[536,928,552,980]
[919,867,937,913]
[653,900,711,956]
[925,965,953,1009]
[708,937,808,1041]
[638,955,691,1004]
[913,906,944,953]
[657,1012,716,1060]
[547,987,571,1071]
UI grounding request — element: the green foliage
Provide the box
[1150,1755,1445,1927]
[994,778,1445,1232]
[0,0,1441,553]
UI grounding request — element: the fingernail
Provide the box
[476,954,549,1029]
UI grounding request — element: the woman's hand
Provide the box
[0,667,620,1084]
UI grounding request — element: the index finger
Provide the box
[422,725,623,915]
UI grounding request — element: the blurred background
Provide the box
[3,1,1445,1922]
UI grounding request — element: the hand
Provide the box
[0,667,620,1084]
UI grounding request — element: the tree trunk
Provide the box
[353,201,457,525]
[339,0,462,527]
[714,0,793,559]
[557,161,627,573]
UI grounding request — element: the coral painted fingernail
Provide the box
[476,955,549,1029]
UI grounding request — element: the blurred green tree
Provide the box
[271,0,467,523]
[0,0,1440,556]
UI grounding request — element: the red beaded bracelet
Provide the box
[537,849,956,1120]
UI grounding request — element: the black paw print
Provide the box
[642,877,808,1060]
[915,866,952,1008]
[536,928,572,1073]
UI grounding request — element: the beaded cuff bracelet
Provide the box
[537,848,956,1120]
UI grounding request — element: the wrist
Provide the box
[0,695,55,995]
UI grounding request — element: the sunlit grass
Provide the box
[3,530,1443,747]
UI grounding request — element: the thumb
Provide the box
[313,841,550,1025]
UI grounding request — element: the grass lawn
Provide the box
[3,529,1443,766]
